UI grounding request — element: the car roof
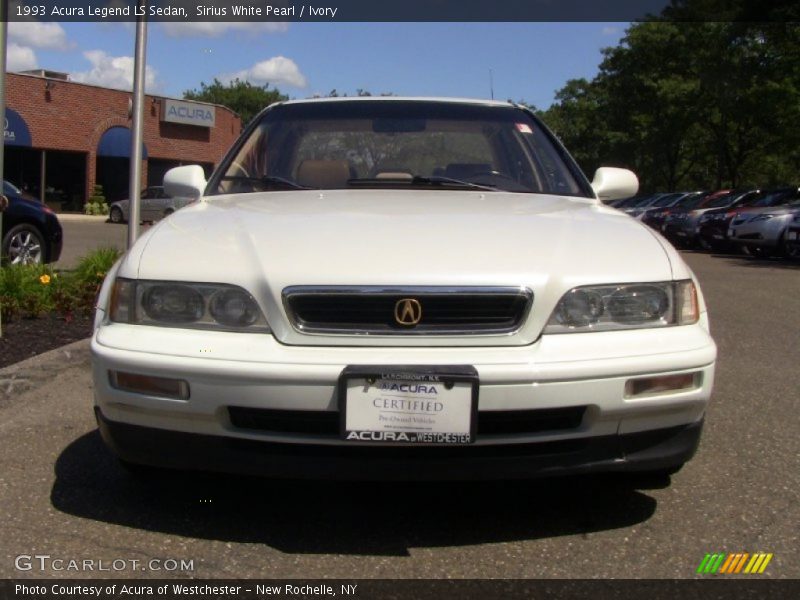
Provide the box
[280,96,516,108]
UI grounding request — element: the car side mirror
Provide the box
[591,167,639,202]
[164,165,207,200]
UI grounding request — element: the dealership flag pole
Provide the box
[0,4,8,338]
[127,0,148,248]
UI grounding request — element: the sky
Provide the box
[7,21,628,110]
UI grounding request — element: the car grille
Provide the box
[227,406,587,437]
[282,286,533,335]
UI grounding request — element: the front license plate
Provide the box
[788,230,798,241]
[728,228,735,237]
[339,365,478,444]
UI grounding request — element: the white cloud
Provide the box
[602,26,620,36]
[161,22,289,38]
[71,50,159,92]
[222,56,308,89]
[8,43,38,72]
[9,21,74,50]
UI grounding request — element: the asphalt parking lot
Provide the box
[1,221,798,579]
[54,217,145,270]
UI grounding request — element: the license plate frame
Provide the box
[338,365,479,445]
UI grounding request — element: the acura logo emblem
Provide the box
[394,298,422,326]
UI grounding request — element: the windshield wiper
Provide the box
[220,175,311,190]
[411,175,498,191]
[346,176,497,192]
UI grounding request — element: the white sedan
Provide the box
[91,98,716,480]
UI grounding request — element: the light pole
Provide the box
[0,4,8,338]
[127,0,148,249]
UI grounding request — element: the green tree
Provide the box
[184,78,288,128]
[542,6,800,191]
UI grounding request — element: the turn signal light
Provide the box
[625,372,700,398]
[109,370,190,400]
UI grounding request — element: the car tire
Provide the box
[109,206,124,224]
[786,244,800,261]
[745,245,770,259]
[697,236,712,252]
[163,208,174,217]
[1,223,46,265]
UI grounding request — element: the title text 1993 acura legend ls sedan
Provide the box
[91,98,716,480]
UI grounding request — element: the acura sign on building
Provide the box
[161,99,216,128]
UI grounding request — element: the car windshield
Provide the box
[210,101,589,196]
[649,193,682,208]
[677,193,709,210]
[754,189,799,207]
[703,192,738,209]
[3,180,22,195]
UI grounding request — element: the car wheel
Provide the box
[163,208,174,217]
[109,206,124,224]
[697,236,712,252]
[745,245,770,259]
[2,224,45,265]
[782,239,800,260]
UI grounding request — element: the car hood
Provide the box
[122,190,680,346]
[739,204,800,217]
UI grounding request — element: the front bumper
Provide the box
[729,218,789,247]
[663,221,696,244]
[97,408,704,480]
[91,319,716,479]
[45,214,63,263]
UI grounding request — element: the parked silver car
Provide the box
[109,186,194,224]
[784,214,800,260]
[728,193,800,257]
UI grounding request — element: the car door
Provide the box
[138,188,154,221]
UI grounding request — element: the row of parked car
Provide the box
[609,187,800,260]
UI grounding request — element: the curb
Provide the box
[57,214,109,223]
[0,338,91,401]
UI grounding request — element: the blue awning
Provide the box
[97,126,148,159]
[4,108,32,147]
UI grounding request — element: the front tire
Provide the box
[109,206,124,224]
[745,244,770,259]
[780,232,800,261]
[2,224,45,265]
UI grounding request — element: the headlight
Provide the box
[750,213,779,222]
[545,280,698,333]
[109,278,269,332]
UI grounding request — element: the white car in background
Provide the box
[108,186,194,224]
[91,98,716,481]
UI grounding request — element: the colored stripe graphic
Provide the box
[699,553,773,575]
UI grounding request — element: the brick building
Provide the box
[3,71,241,210]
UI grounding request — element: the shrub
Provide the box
[85,185,109,215]
[0,263,58,320]
[0,247,122,322]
